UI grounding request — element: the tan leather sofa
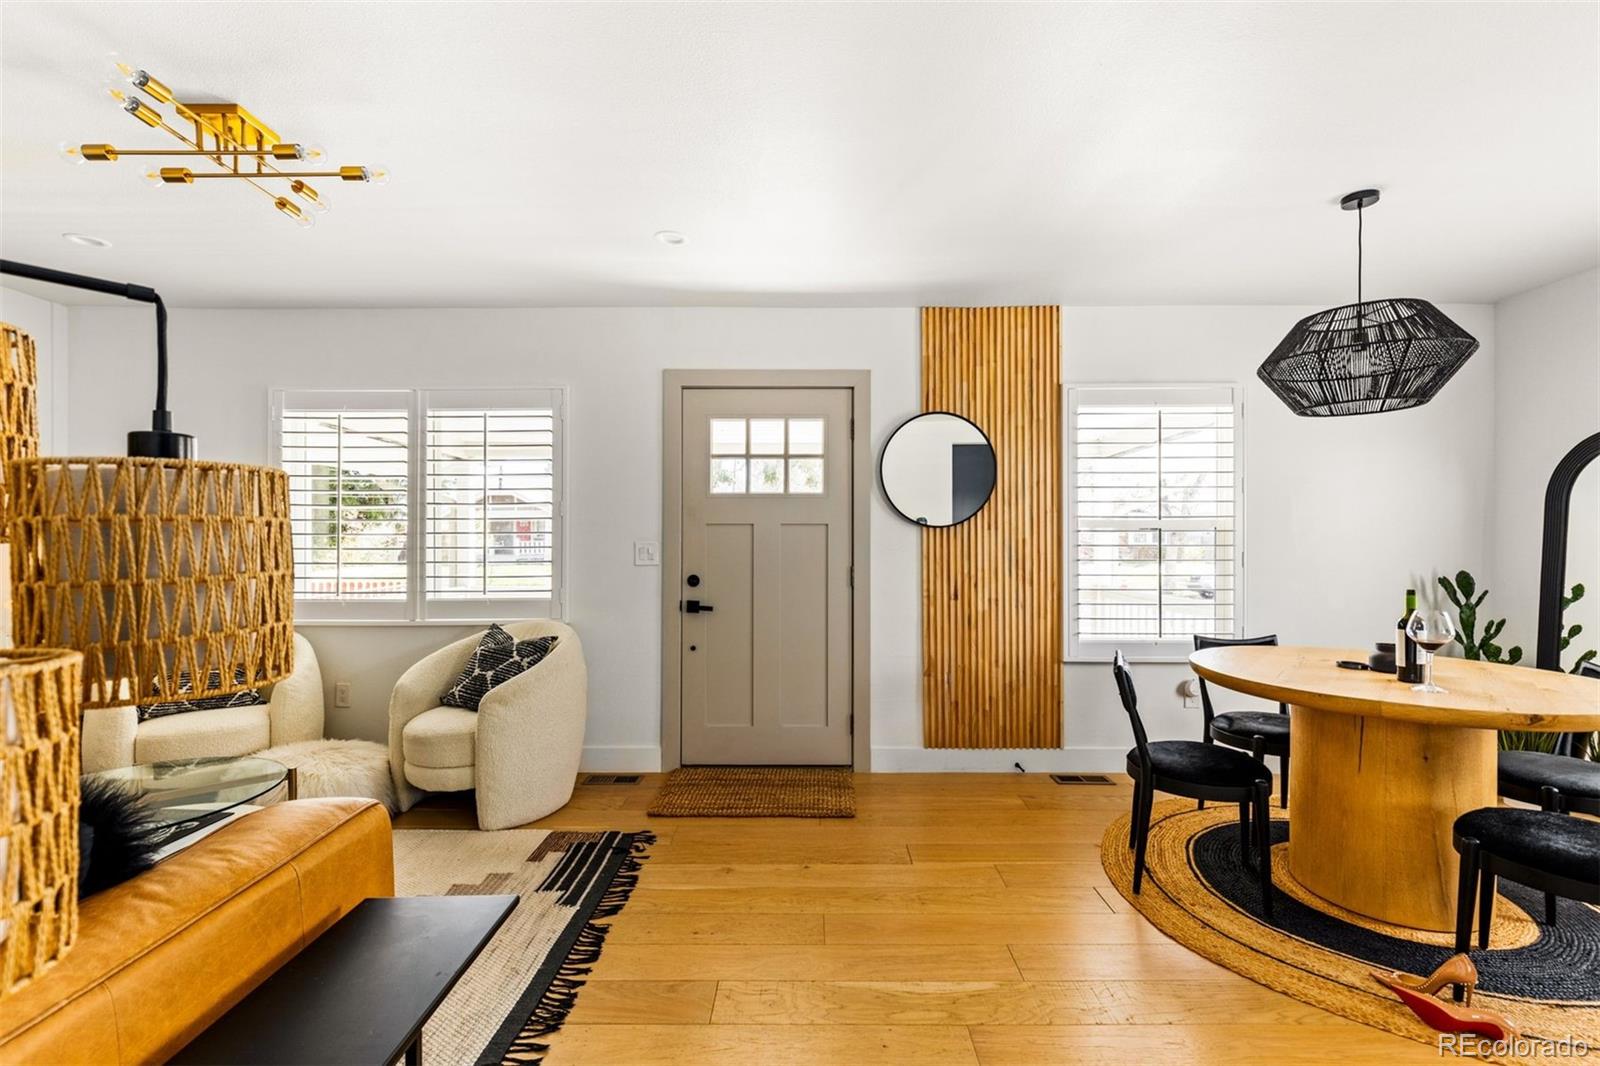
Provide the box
[0,798,393,1066]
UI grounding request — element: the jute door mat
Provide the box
[646,767,855,817]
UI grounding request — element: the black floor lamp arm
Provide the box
[1,258,189,456]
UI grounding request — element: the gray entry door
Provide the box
[680,387,853,765]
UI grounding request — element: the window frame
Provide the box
[1063,383,1245,663]
[270,386,568,625]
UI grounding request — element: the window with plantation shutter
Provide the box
[1066,385,1243,660]
[423,389,561,620]
[272,387,565,623]
[277,392,412,621]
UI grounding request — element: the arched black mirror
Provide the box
[879,412,996,527]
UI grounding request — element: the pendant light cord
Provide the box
[1356,202,1364,314]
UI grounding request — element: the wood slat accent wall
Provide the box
[921,306,1062,748]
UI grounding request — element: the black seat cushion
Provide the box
[1498,750,1600,803]
[1211,711,1291,745]
[1455,807,1600,885]
[1128,740,1270,790]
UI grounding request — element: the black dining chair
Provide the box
[1193,634,1291,807]
[1492,659,1600,925]
[1497,659,1600,815]
[1114,650,1274,918]
[1452,793,1600,999]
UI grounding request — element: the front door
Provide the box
[680,387,853,765]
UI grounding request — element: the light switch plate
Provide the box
[334,681,352,708]
[634,540,660,566]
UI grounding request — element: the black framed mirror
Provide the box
[879,411,996,527]
[1538,431,1600,671]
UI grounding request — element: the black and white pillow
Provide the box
[439,624,560,712]
[137,667,268,723]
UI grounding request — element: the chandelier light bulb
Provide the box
[57,141,86,165]
[140,166,165,188]
[290,180,330,212]
[365,163,391,186]
[274,196,315,228]
[300,144,328,164]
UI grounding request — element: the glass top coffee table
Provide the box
[89,755,290,852]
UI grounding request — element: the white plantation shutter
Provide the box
[423,388,562,620]
[1066,386,1242,659]
[275,391,414,621]
[273,387,566,622]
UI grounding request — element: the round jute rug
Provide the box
[1100,799,1600,1064]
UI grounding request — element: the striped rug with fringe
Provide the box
[394,828,654,1065]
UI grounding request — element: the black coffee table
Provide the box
[170,894,517,1066]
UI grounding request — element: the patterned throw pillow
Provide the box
[438,624,560,711]
[137,667,268,723]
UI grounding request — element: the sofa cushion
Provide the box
[438,623,559,711]
[0,799,392,1066]
[402,706,478,768]
[134,704,270,764]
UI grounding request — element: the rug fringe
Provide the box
[499,831,657,1065]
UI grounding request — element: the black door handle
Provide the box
[684,600,715,614]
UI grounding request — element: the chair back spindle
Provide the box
[1112,651,1152,773]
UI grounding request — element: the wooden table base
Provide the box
[1287,705,1497,931]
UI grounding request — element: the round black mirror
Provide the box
[879,412,996,527]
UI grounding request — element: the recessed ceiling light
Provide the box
[654,230,687,246]
[62,232,112,249]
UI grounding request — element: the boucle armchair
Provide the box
[388,620,587,830]
[79,632,325,773]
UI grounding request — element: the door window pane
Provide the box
[749,457,785,493]
[788,418,824,455]
[711,458,747,494]
[749,419,785,455]
[710,419,746,455]
[788,458,824,494]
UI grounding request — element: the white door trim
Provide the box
[661,369,872,771]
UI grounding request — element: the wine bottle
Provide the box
[1396,588,1419,683]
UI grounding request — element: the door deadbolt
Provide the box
[686,573,701,587]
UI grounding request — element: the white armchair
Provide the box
[79,633,326,773]
[388,620,587,831]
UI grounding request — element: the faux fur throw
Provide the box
[253,739,398,813]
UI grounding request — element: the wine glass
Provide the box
[1406,607,1457,694]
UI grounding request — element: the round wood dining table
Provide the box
[1188,645,1600,931]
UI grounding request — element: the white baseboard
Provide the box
[869,746,1127,773]
[580,745,662,772]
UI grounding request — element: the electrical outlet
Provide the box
[634,540,660,566]
[334,681,352,708]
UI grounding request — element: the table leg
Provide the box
[286,767,298,802]
[405,1035,421,1066]
[1287,705,1496,931]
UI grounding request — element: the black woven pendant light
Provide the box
[1258,189,1479,417]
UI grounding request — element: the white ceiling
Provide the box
[1,1,1595,308]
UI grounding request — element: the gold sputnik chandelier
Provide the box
[60,60,389,226]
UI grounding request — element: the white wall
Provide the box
[1490,269,1600,670]
[1047,303,1500,767]
[66,307,922,769]
[62,300,1501,773]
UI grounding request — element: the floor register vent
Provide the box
[581,774,643,785]
[1049,773,1115,785]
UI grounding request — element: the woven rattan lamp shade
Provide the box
[1258,298,1480,417]
[6,457,294,708]
[0,324,40,543]
[0,647,82,996]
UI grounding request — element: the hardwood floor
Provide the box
[394,772,1438,1064]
